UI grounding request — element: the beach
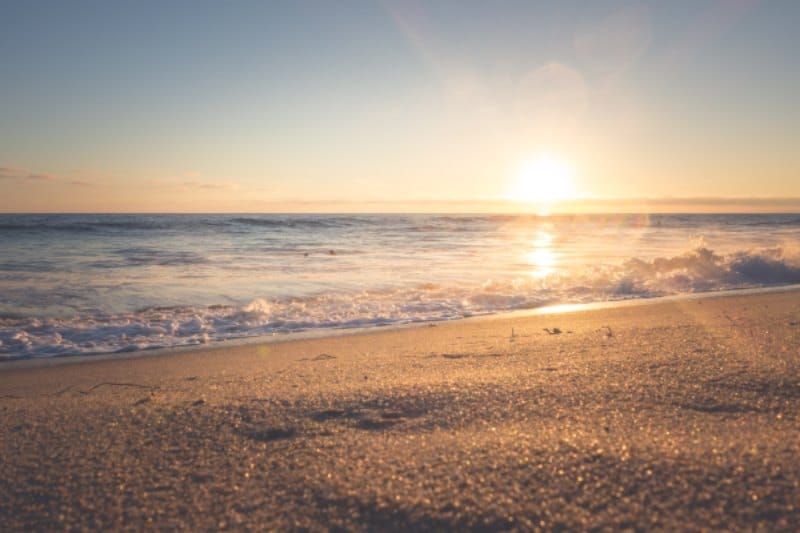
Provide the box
[2,290,799,530]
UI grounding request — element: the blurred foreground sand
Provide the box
[2,291,799,530]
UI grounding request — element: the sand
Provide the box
[2,290,800,531]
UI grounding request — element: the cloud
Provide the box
[0,166,57,182]
[181,180,237,190]
[145,173,237,192]
[1,165,98,187]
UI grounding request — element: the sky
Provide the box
[0,0,798,213]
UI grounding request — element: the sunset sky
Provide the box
[1,0,798,213]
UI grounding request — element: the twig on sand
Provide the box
[44,384,76,397]
[299,353,337,362]
[79,382,159,395]
[543,327,562,335]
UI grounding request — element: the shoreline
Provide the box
[3,283,799,370]
[2,289,799,529]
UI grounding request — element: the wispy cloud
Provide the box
[181,180,237,190]
[1,165,99,187]
[0,166,57,182]
[145,173,237,192]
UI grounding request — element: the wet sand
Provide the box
[2,291,800,531]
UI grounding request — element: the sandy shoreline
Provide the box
[4,284,798,370]
[2,290,799,530]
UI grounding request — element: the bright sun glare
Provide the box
[511,155,575,205]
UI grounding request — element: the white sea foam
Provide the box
[2,242,799,359]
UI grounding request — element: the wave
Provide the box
[230,216,383,229]
[601,245,800,295]
[111,247,209,266]
[0,217,175,233]
[2,244,799,359]
[725,215,800,227]
[2,214,798,237]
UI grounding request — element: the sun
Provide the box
[511,155,575,205]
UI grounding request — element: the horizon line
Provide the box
[2,197,800,215]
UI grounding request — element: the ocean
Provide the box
[1,213,799,359]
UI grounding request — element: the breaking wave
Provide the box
[586,245,800,296]
[2,245,799,359]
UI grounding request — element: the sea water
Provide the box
[1,213,799,358]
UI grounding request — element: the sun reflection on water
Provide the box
[526,230,558,278]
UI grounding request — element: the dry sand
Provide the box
[2,290,800,531]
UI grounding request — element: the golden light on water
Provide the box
[526,230,557,278]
